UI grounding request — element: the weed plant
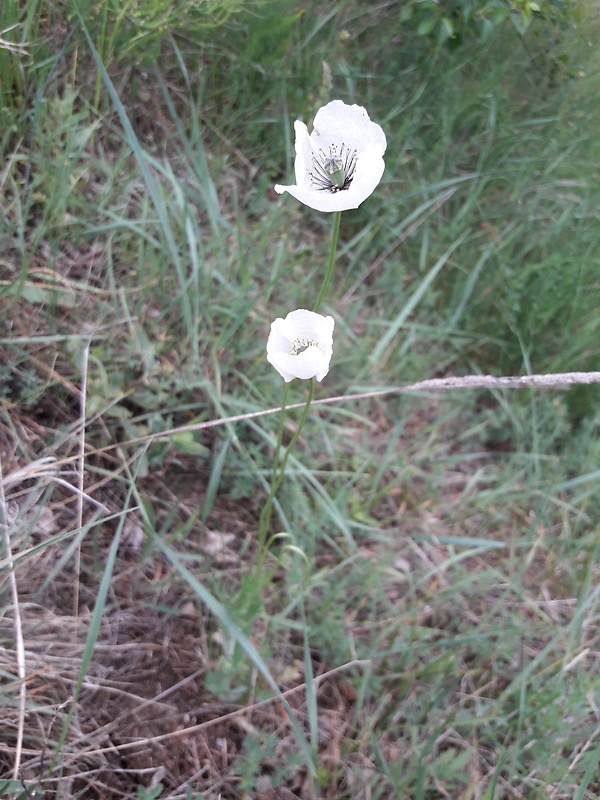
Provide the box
[1,1,599,799]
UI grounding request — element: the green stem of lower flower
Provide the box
[257,384,289,554]
[257,379,314,565]
[272,382,291,488]
[275,378,314,486]
[313,210,341,313]
[257,213,341,570]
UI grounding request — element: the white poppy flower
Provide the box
[274,99,387,213]
[267,309,335,382]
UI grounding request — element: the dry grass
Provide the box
[2,382,599,798]
[2,2,600,797]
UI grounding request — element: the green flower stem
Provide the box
[258,211,341,565]
[313,210,341,313]
[272,382,291,488]
[257,379,314,564]
[275,377,314,487]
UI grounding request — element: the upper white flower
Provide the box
[267,309,335,382]
[274,99,387,213]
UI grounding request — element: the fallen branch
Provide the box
[48,371,600,467]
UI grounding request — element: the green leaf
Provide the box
[438,17,454,43]
[491,6,509,24]
[510,11,528,34]
[172,431,210,456]
[417,18,436,35]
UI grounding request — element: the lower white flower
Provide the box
[267,309,335,382]
[274,99,387,213]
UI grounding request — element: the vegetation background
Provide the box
[1,0,599,798]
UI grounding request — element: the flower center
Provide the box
[290,337,317,355]
[309,142,357,194]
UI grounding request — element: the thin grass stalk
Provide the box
[0,459,26,781]
[47,491,132,780]
[75,10,194,340]
[73,337,90,622]
[257,380,313,565]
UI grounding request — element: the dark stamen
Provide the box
[308,142,358,193]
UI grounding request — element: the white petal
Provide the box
[342,143,386,205]
[280,308,334,343]
[312,100,387,155]
[292,120,311,185]
[274,100,386,213]
[266,316,293,356]
[273,148,385,211]
[272,182,351,213]
[273,158,384,212]
[266,309,335,382]
[266,351,298,382]
[269,347,330,382]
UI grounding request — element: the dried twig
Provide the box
[52,371,600,468]
[50,659,369,763]
[0,24,30,56]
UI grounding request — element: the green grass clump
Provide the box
[1,1,599,798]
